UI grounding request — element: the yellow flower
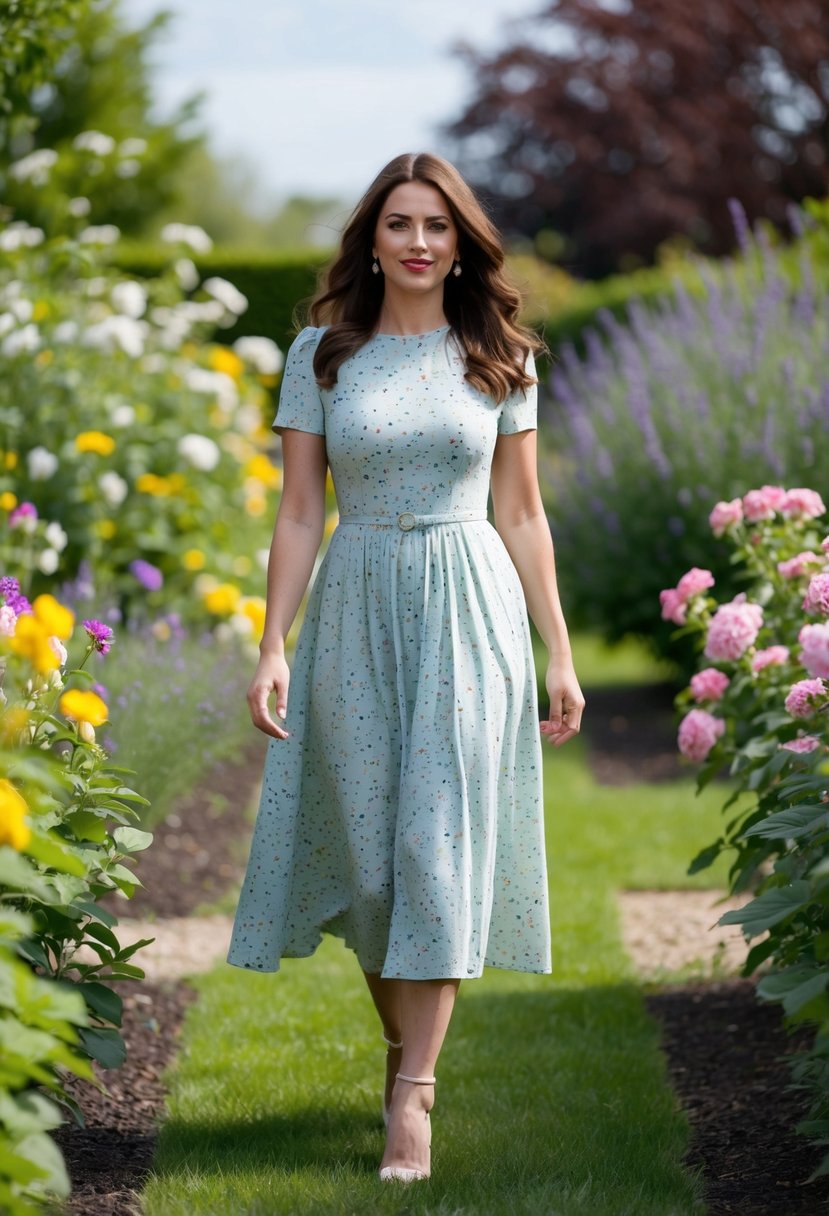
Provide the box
[232,555,251,576]
[0,779,31,850]
[32,300,50,321]
[203,583,241,615]
[76,431,116,456]
[8,614,61,674]
[0,491,17,511]
[183,548,205,571]
[3,452,18,470]
[32,594,75,640]
[239,595,266,637]
[209,346,244,380]
[35,349,53,367]
[245,454,282,489]
[59,689,109,727]
[245,494,267,517]
[136,473,173,496]
[0,706,31,746]
[95,519,117,539]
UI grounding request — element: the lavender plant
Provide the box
[545,201,829,656]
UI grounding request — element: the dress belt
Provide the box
[338,510,488,532]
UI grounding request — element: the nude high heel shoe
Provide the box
[382,1034,403,1127]
[378,1073,435,1183]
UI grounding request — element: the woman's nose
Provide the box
[408,229,427,251]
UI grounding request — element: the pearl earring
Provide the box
[452,261,462,278]
[372,258,380,275]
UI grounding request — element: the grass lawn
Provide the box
[140,630,730,1214]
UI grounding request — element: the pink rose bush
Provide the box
[659,566,715,625]
[663,483,829,1172]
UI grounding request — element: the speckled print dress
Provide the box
[226,323,551,980]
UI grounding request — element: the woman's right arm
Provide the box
[247,428,328,739]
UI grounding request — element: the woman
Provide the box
[226,151,585,1183]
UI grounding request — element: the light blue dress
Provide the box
[226,324,551,980]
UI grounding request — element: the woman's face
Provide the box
[372,181,458,296]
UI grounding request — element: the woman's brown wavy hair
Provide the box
[304,152,545,404]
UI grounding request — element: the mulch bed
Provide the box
[48,695,829,1214]
[647,981,829,1214]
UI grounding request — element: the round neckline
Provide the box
[371,324,451,339]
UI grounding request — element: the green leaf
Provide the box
[758,968,829,1016]
[80,981,123,1027]
[744,804,829,841]
[111,826,153,852]
[688,840,723,875]
[77,1025,126,1069]
[11,1130,71,1197]
[66,809,109,842]
[718,880,813,936]
[23,831,87,876]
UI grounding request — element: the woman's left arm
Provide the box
[490,428,585,746]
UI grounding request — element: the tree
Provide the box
[444,0,829,277]
[1,0,205,237]
[0,0,86,146]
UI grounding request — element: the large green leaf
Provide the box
[80,980,123,1026]
[758,967,829,1016]
[11,1130,71,1198]
[718,880,812,936]
[111,826,153,852]
[77,1025,126,1069]
[744,804,829,841]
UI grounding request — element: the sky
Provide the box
[127,0,542,207]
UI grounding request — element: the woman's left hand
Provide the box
[540,657,585,747]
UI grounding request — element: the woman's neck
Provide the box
[376,288,447,336]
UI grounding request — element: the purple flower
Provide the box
[0,575,32,616]
[92,681,109,700]
[129,558,164,591]
[83,618,115,654]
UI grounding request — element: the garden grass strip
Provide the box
[140,738,719,1215]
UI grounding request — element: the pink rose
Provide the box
[800,622,829,679]
[821,537,829,553]
[780,735,822,754]
[678,708,726,762]
[659,587,687,626]
[780,488,826,520]
[785,677,827,719]
[742,485,786,522]
[804,572,829,616]
[0,604,16,637]
[709,498,743,537]
[777,552,822,580]
[704,598,764,661]
[676,567,715,600]
[751,645,790,673]
[690,667,730,702]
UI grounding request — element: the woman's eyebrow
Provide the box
[384,211,450,221]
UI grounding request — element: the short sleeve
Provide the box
[271,326,325,436]
[497,351,537,435]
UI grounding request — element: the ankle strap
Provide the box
[396,1072,436,1085]
[382,1034,403,1049]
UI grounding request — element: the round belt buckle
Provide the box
[397,511,416,531]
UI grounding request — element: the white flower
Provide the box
[174,258,199,291]
[68,196,92,217]
[229,611,254,637]
[110,404,136,427]
[183,367,238,411]
[2,324,40,356]
[148,304,193,349]
[233,335,284,375]
[0,606,17,637]
[214,621,234,645]
[0,314,15,338]
[9,148,58,183]
[0,281,22,302]
[44,521,68,551]
[37,548,60,575]
[176,299,225,324]
[53,320,79,343]
[79,224,120,245]
[78,720,96,744]
[82,314,148,358]
[47,632,67,663]
[9,298,33,323]
[27,446,59,480]
[202,276,248,316]
[115,159,141,179]
[98,470,129,506]
[160,222,213,254]
[0,223,45,251]
[83,277,109,297]
[235,404,262,435]
[111,280,147,318]
[73,130,116,155]
[49,669,64,690]
[178,433,221,471]
[119,137,147,157]
[255,547,270,571]
[139,354,166,374]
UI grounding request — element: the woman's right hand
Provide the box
[247,652,292,740]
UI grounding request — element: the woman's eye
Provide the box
[429,223,447,231]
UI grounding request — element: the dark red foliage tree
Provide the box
[444,0,829,277]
